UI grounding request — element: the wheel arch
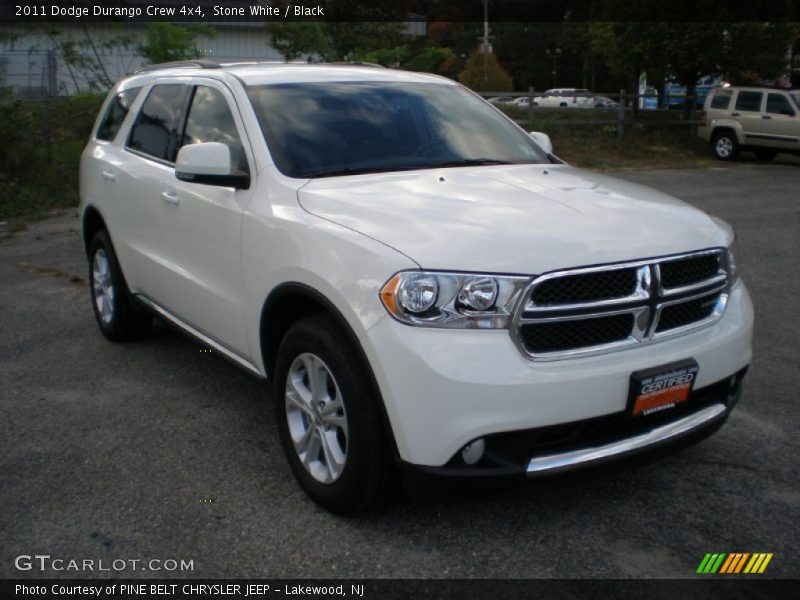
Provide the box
[259,282,401,458]
[711,123,744,145]
[82,205,107,257]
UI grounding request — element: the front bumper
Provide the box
[525,402,727,477]
[362,281,753,467]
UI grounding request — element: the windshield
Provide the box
[247,81,549,178]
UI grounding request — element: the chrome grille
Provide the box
[513,249,729,360]
[659,254,721,289]
[520,313,634,353]
[655,291,723,333]
[531,269,638,306]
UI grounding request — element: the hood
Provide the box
[297,164,729,275]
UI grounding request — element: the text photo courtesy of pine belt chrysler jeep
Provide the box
[698,85,800,161]
[80,62,753,514]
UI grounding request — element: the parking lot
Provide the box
[1,164,798,579]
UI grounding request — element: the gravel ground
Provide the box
[1,163,798,579]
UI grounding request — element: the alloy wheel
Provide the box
[715,136,733,158]
[92,248,115,324]
[285,352,349,484]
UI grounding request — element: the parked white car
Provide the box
[81,62,753,513]
[488,96,516,106]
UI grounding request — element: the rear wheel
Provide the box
[88,230,152,341]
[711,130,739,161]
[273,314,400,514]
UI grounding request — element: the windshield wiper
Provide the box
[302,158,514,178]
[425,158,513,168]
[302,166,403,178]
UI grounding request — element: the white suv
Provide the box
[80,62,753,513]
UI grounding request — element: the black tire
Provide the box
[273,314,400,514]
[88,230,152,341]
[753,148,778,161]
[711,130,739,161]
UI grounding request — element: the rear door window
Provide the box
[766,93,796,116]
[179,85,248,173]
[127,84,190,162]
[96,87,142,141]
[734,91,763,112]
[709,89,733,110]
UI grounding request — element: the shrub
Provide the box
[458,50,514,92]
[0,93,104,220]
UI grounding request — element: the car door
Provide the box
[757,92,800,151]
[117,80,192,298]
[732,90,766,147]
[155,78,255,356]
[83,85,154,289]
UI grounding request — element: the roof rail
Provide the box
[130,59,222,75]
[322,61,387,68]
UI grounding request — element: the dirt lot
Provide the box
[1,164,798,579]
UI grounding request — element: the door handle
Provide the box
[731,112,740,116]
[160,191,181,206]
[762,115,772,119]
[101,169,116,182]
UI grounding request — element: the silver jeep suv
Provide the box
[698,86,800,161]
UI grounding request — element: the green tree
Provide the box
[351,46,408,67]
[492,22,562,91]
[591,12,795,116]
[266,21,406,62]
[404,46,455,74]
[458,50,513,91]
[264,1,408,62]
[265,22,329,62]
[138,22,216,64]
[47,25,136,92]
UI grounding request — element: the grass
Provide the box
[496,105,719,170]
[548,124,718,171]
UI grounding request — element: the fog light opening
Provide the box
[461,439,486,465]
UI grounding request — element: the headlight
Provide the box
[397,272,438,314]
[457,276,498,311]
[726,237,739,285]
[380,271,530,328]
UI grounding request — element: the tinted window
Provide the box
[766,93,795,116]
[247,82,548,179]
[127,84,190,161]
[180,86,247,172]
[734,91,763,112]
[709,89,732,110]
[97,87,141,141]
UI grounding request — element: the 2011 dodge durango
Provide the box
[80,62,754,513]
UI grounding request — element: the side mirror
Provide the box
[529,131,553,155]
[175,142,249,189]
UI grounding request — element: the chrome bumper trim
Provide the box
[526,403,727,477]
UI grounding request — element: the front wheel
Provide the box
[711,130,739,161]
[273,314,400,514]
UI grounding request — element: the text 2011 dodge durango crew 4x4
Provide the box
[80,62,753,513]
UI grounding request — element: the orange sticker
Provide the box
[632,383,692,416]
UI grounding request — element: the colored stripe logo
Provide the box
[697,553,773,574]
